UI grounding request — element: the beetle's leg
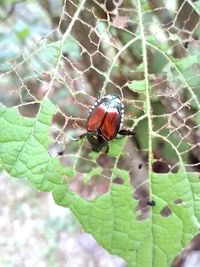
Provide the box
[79,132,88,139]
[73,132,87,141]
[97,91,102,99]
[105,144,109,153]
[118,129,136,136]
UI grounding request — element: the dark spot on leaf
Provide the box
[113,177,124,184]
[57,150,64,156]
[160,206,172,217]
[174,199,183,205]
[138,163,143,169]
[146,200,156,206]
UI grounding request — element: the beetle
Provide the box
[81,95,135,152]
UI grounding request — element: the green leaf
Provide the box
[175,55,200,72]
[63,36,81,59]
[17,27,30,42]
[1,0,200,266]
[127,80,146,92]
[194,0,200,10]
[175,55,200,89]
[1,100,199,266]
[0,100,71,191]
[54,169,200,267]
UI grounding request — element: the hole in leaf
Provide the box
[102,168,112,178]
[18,103,39,118]
[85,69,104,92]
[152,161,171,173]
[160,206,172,217]
[97,154,115,169]
[105,0,115,12]
[134,188,150,221]
[69,174,110,200]
[117,154,132,172]
[94,176,110,195]
[174,199,183,205]
[75,158,96,173]
[104,83,121,97]
[69,175,96,200]
[113,177,124,185]
[51,112,82,155]
[188,148,200,172]
[48,142,65,157]
[89,30,99,45]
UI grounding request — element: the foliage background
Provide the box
[0,172,124,266]
[0,0,200,266]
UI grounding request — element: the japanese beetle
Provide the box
[81,95,135,152]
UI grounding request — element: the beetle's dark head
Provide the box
[86,132,108,152]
